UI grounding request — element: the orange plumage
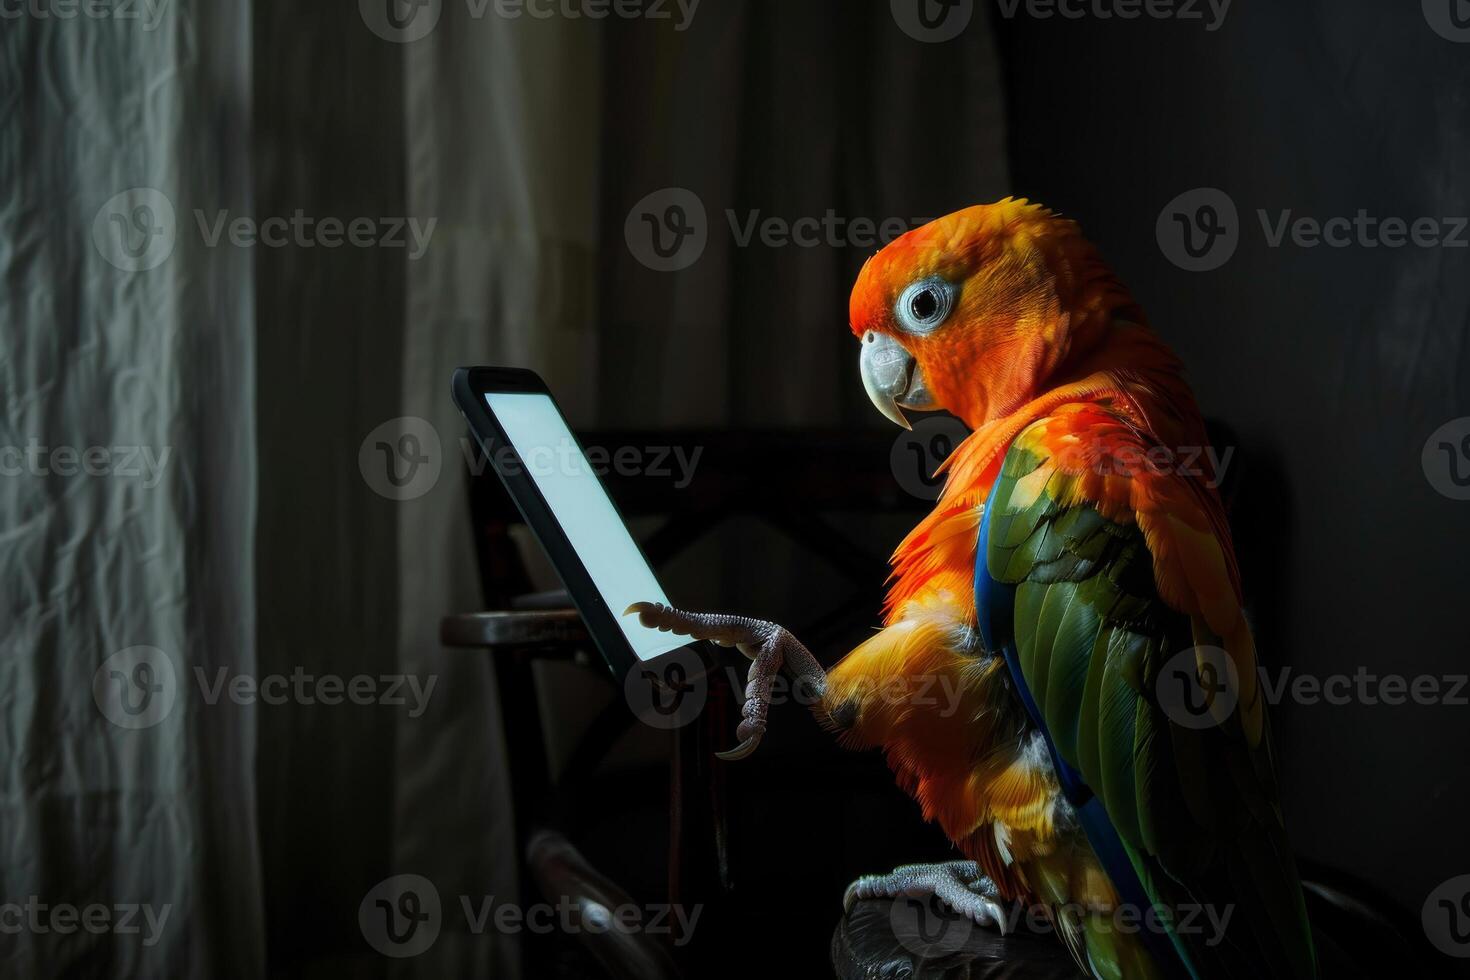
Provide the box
[822,200,1309,978]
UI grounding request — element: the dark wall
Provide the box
[996,0,1470,929]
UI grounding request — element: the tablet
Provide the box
[451,366,691,679]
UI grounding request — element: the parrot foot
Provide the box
[624,601,826,761]
[843,861,1008,933]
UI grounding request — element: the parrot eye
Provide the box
[895,277,954,334]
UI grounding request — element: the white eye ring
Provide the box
[895,277,954,334]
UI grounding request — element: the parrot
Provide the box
[628,199,1316,980]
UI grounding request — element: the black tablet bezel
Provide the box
[451,365,687,682]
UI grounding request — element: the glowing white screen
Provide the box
[485,392,685,661]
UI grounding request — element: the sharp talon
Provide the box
[715,736,761,761]
[623,601,653,616]
[841,862,1004,930]
[843,881,860,913]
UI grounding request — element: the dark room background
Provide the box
[3,1,1468,977]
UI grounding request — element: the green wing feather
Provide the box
[986,436,1317,980]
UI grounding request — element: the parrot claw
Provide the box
[623,601,828,761]
[714,736,761,761]
[843,861,1008,933]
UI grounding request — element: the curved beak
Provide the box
[859,331,938,429]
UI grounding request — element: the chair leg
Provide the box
[668,662,732,971]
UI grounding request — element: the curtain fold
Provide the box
[1,3,263,977]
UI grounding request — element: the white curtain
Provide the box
[0,3,263,977]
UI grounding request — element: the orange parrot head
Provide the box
[850,199,1140,430]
